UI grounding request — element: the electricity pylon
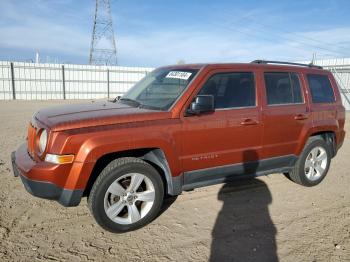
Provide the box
[89,0,117,65]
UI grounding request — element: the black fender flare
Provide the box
[141,149,182,195]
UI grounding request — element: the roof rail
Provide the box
[251,60,323,69]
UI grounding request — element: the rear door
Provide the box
[261,70,312,159]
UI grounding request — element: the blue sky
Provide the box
[0,0,349,67]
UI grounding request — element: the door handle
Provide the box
[294,114,308,120]
[240,118,258,126]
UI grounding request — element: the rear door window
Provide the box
[307,74,335,103]
[264,72,303,105]
[291,73,303,103]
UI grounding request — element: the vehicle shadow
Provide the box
[158,195,178,217]
[210,150,278,262]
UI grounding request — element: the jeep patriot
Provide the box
[11,60,346,232]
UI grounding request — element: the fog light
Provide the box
[45,154,74,164]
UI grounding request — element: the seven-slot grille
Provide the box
[27,122,37,158]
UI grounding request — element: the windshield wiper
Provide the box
[138,104,163,111]
[119,98,163,111]
[119,97,141,107]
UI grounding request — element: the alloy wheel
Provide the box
[103,173,155,225]
[304,146,328,181]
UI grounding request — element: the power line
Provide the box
[224,24,346,58]
[212,10,349,58]
[234,16,350,54]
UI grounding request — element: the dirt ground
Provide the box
[0,100,349,262]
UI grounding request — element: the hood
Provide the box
[34,101,172,131]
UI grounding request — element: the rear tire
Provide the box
[88,157,164,233]
[287,136,331,187]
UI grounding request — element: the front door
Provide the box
[180,70,263,178]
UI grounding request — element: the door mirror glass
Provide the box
[187,95,214,115]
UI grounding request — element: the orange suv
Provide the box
[11,60,346,232]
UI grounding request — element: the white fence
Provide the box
[0,61,154,100]
[0,60,349,110]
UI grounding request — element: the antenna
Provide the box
[89,0,117,65]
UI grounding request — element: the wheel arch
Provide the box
[83,148,180,197]
[309,131,336,157]
[298,130,336,158]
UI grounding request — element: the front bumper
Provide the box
[11,147,83,207]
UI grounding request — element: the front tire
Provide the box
[88,157,164,233]
[287,136,331,187]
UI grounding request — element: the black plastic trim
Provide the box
[141,149,182,195]
[251,60,323,69]
[172,155,298,193]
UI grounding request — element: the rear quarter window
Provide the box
[307,74,335,103]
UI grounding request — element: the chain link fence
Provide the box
[0,61,154,100]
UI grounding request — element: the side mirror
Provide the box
[187,95,214,115]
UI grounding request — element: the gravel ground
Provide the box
[0,100,349,262]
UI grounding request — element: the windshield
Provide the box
[120,68,199,110]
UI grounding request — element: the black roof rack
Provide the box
[251,60,323,69]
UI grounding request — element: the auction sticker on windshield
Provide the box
[166,71,192,80]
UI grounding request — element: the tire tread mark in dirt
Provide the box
[66,246,95,261]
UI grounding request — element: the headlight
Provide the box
[38,129,48,155]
